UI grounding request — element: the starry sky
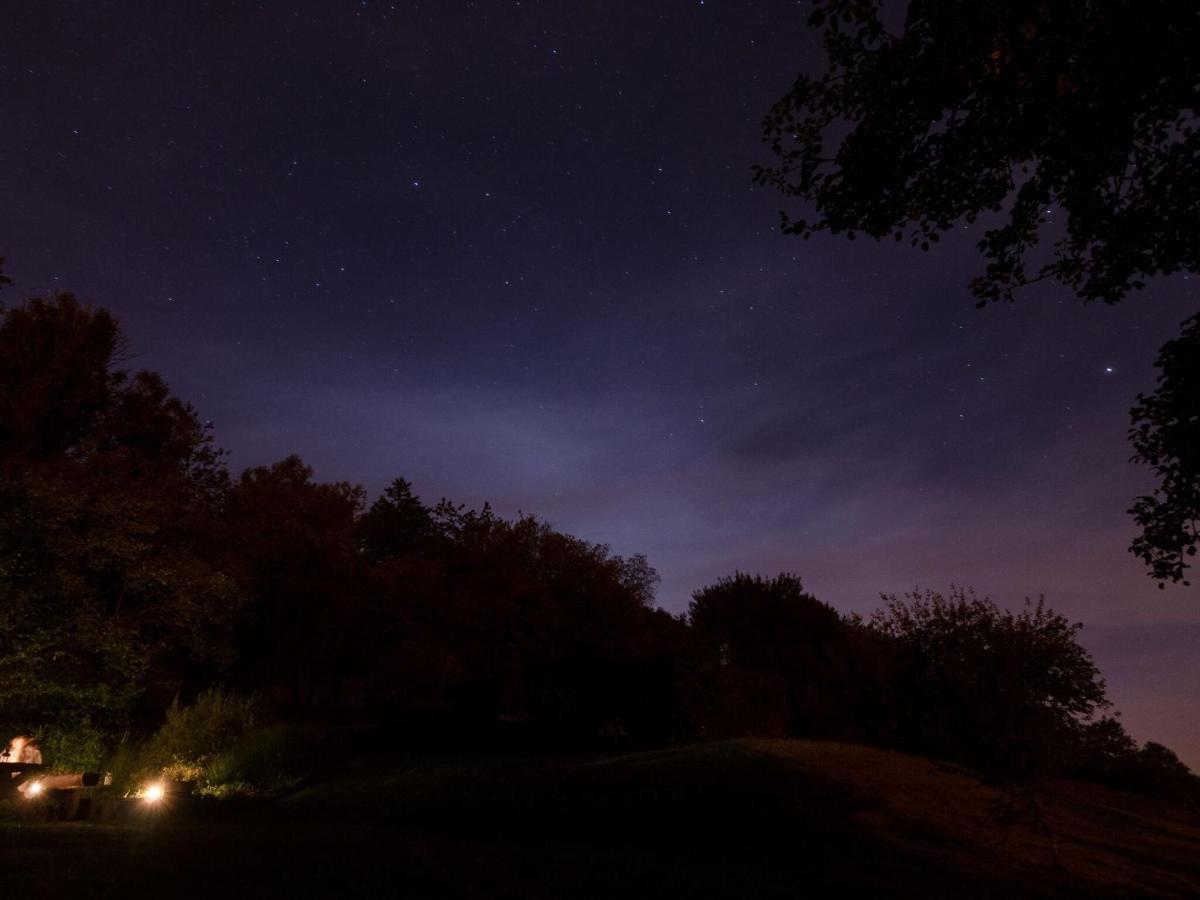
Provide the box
[2,1,1197,766]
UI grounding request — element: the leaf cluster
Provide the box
[1129,313,1200,584]
[755,0,1200,305]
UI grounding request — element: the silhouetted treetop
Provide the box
[358,477,439,563]
[755,0,1200,305]
[689,573,841,673]
[686,573,884,737]
[0,294,123,460]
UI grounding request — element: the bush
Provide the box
[138,691,317,797]
[141,690,258,783]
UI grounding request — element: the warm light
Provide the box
[24,780,43,798]
[142,782,165,803]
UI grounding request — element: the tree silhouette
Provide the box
[1129,313,1200,585]
[0,294,124,459]
[0,294,238,737]
[756,2,1200,587]
[222,455,365,706]
[755,0,1200,305]
[689,573,870,736]
[870,588,1108,773]
[357,477,440,563]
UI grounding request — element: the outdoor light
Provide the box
[142,782,165,803]
[24,780,43,798]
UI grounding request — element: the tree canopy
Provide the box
[869,587,1108,773]
[688,573,891,738]
[755,0,1200,305]
[0,294,239,739]
[756,1,1200,587]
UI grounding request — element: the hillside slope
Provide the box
[2,739,1197,898]
[290,738,1200,898]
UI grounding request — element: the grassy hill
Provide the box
[2,739,1198,898]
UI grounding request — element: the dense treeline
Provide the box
[0,289,1195,798]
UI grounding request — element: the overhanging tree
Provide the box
[1129,314,1200,585]
[755,0,1200,582]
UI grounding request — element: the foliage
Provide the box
[1129,313,1200,585]
[0,293,122,458]
[357,477,440,563]
[201,724,314,797]
[755,0,1200,306]
[138,689,258,785]
[0,720,110,774]
[362,496,668,735]
[1069,715,1139,781]
[143,690,258,766]
[0,295,240,737]
[1132,742,1200,798]
[688,573,892,739]
[0,279,1191,795]
[869,587,1108,773]
[36,723,107,773]
[1070,716,1200,800]
[134,692,315,796]
[755,3,1200,587]
[690,573,839,669]
[221,455,365,707]
[103,740,146,794]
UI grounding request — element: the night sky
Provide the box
[3,2,1197,766]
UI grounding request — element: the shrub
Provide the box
[140,690,258,782]
[138,691,318,797]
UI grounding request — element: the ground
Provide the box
[2,739,1197,898]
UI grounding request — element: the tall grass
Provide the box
[201,724,314,797]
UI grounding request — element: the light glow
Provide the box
[142,782,165,803]
[24,780,43,798]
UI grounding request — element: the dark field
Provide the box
[3,740,1198,898]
